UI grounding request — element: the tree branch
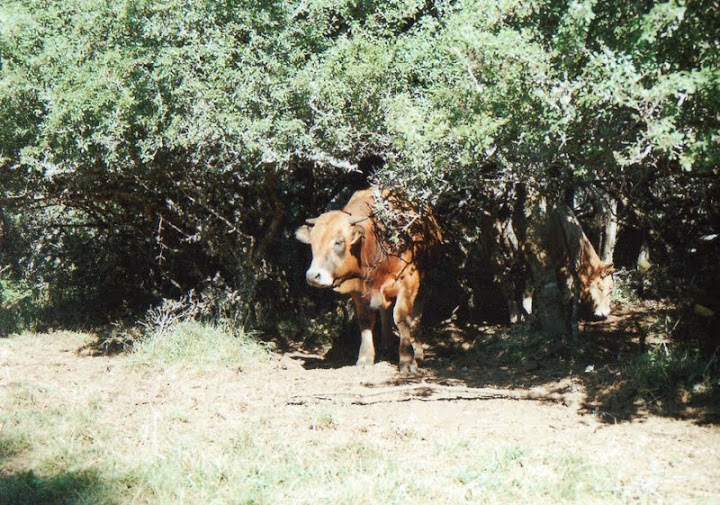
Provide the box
[287,382,568,406]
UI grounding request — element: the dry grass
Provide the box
[1,329,718,504]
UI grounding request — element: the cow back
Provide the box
[343,188,441,268]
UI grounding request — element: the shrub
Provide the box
[0,269,41,336]
[629,345,714,403]
[130,293,271,369]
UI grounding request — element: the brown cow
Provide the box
[483,194,614,326]
[553,204,614,319]
[295,188,441,373]
[523,202,614,336]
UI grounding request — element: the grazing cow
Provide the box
[553,204,615,319]
[522,202,614,336]
[295,188,442,373]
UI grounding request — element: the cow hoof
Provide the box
[399,361,418,375]
[356,356,374,368]
[412,343,425,362]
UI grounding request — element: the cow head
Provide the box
[295,211,367,289]
[582,262,614,319]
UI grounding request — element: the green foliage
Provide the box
[628,344,713,402]
[0,270,43,335]
[0,275,28,335]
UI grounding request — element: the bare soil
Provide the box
[2,303,720,503]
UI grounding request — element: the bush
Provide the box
[130,294,271,369]
[629,345,715,403]
[0,270,41,336]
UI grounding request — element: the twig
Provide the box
[287,382,568,406]
[703,345,720,376]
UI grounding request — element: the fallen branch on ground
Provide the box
[287,382,569,406]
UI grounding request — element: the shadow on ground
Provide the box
[0,469,115,505]
[1,437,116,505]
[426,302,720,425]
[297,301,720,425]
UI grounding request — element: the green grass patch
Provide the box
[0,434,31,461]
[4,329,711,505]
[131,320,270,369]
[0,364,630,505]
[478,323,584,366]
[628,345,713,402]
[0,419,623,505]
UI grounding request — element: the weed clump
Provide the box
[628,345,717,404]
[128,290,271,369]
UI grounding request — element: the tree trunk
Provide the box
[489,213,528,324]
[523,196,576,338]
[599,197,618,264]
[482,183,532,324]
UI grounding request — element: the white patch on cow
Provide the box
[357,328,375,366]
[369,291,385,311]
[586,274,613,319]
[522,295,533,315]
[594,306,610,318]
[591,286,612,318]
[592,292,611,318]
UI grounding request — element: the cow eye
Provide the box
[333,238,345,252]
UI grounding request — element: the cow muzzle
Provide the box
[306,267,334,288]
[593,307,611,319]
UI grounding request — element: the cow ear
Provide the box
[295,225,312,244]
[350,225,365,245]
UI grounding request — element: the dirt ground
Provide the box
[2,303,720,504]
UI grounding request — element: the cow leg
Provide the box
[496,275,521,324]
[352,294,376,367]
[558,266,580,340]
[410,288,425,362]
[506,297,523,324]
[394,278,420,374]
[522,283,534,316]
[568,274,580,340]
[379,307,395,360]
